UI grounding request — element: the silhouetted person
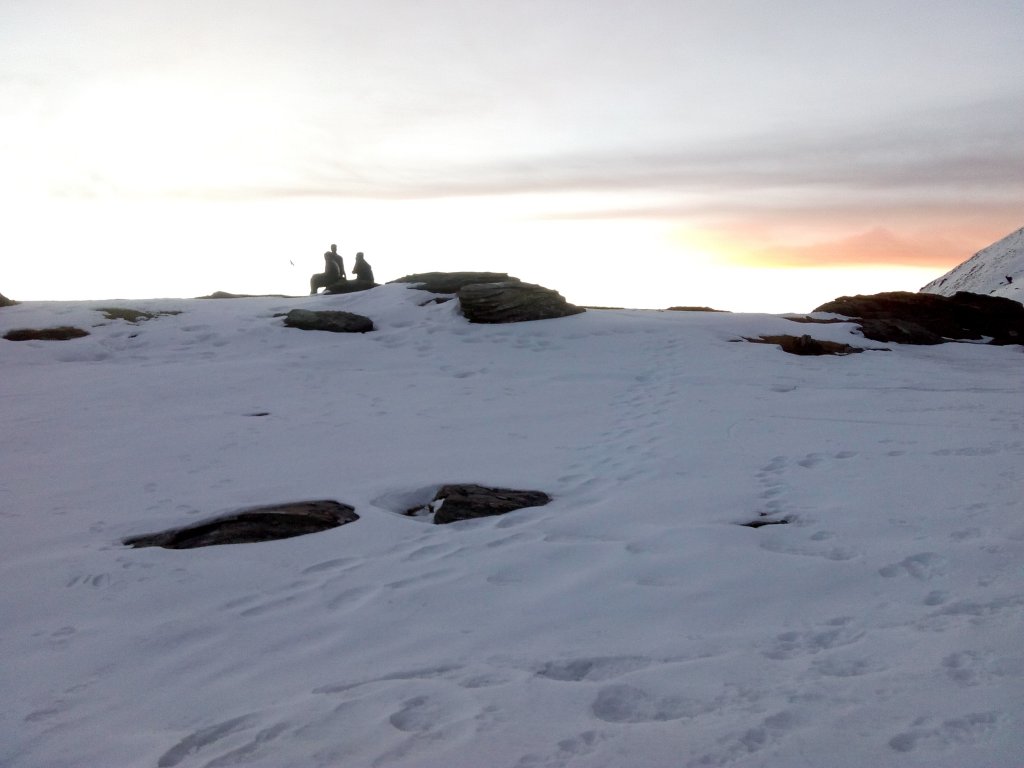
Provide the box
[353,251,374,283]
[326,244,346,280]
[310,244,346,294]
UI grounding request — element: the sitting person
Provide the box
[352,251,374,283]
[310,244,345,294]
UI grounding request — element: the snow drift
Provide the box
[1,284,1022,767]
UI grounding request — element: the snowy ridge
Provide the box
[920,226,1024,303]
[1,285,1023,768]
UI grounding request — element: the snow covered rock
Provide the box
[921,226,1024,304]
[283,308,374,333]
[814,291,1024,345]
[123,500,358,548]
[458,281,585,324]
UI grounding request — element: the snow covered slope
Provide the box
[1,286,1022,768]
[921,226,1024,303]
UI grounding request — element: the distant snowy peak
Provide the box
[920,226,1024,303]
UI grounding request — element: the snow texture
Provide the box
[921,226,1024,304]
[1,285,1023,767]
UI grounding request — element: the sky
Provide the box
[2,0,1022,311]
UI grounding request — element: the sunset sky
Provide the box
[3,0,1022,311]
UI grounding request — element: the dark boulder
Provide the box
[814,291,1024,345]
[406,484,551,524]
[4,326,89,341]
[391,272,522,294]
[123,500,358,549]
[740,517,790,528]
[283,309,374,333]
[0,293,16,307]
[744,334,876,356]
[458,281,585,324]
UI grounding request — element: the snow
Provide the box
[1,284,1023,768]
[921,225,1024,304]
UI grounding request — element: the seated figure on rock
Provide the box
[310,244,346,294]
[353,252,374,283]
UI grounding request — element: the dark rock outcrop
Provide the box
[197,291,292,299]
[744,334,875,356]
[740,517,790,528]
[391,272,521,294]
[123,500,358,549]
[667,306,728,313]
[406,484,551,524]
[814,291,1024,345]
[97,307,182,323]
[283,309,374,333]
[458,282,585,324]
[4,326,89,341]
[0,293,16,307]
[323,280,377,295]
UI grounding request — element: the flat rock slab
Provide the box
[425,484,551,525]
[814,291,1024,345]
[744,334,876,356]
[283,309,374,333]
[123,500,358,548]
[197,291,293,299]
[458,281,585,324]
[4,326,89,341]
[323,280,377,295]
[391,272,522,294]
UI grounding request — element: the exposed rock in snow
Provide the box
[391,271,521,294]
[921,226,1024,304]
[458,281,585,324]
[743,334,874,356]
[404,484,552,524]
[323,280,377,295]
[814,291,1024,345]
[123,500,358,548]
[4,326,89,341]
[283,308,374,333]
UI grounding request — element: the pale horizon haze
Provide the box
[2,0,1022,312]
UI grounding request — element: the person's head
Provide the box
[356,252,364,260]
[330,244,337,252]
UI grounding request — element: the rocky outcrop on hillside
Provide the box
[814,291,1024,345]
[458,281,585,324]
[0,293,16,307]
[197,291,292,299]
[283,309,374,333]
[123,500,358,548]
[391,272,521,294]
[391,271,584,323]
